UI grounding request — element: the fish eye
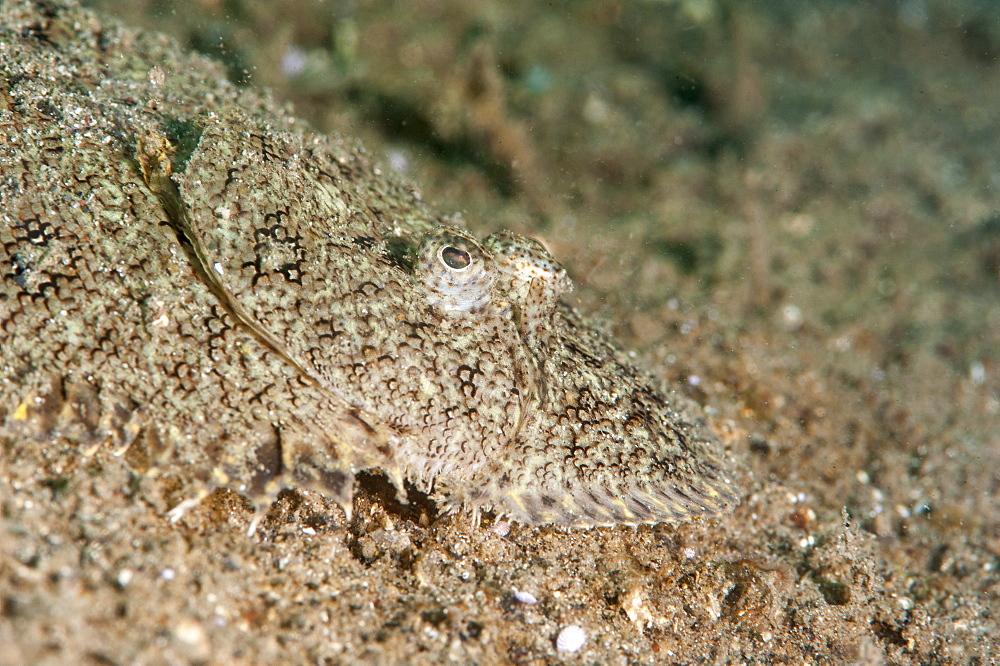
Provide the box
[439,245,472,271]
[416,228,496,313]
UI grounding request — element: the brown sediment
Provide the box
[2,0,998,663]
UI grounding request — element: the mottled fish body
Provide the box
[0,0,738,528]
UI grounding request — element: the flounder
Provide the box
[0,0,738,530]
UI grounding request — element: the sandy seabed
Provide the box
[2,0,999,663]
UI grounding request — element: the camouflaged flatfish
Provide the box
[0,0,738,529]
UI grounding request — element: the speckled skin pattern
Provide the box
[0,0,737,527]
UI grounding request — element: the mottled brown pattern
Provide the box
[0,0,737,529]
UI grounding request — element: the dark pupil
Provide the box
[441,245,471,270]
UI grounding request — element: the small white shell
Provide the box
[513,590,538,605]
[488,520,511,537]
[555,624,586,653]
